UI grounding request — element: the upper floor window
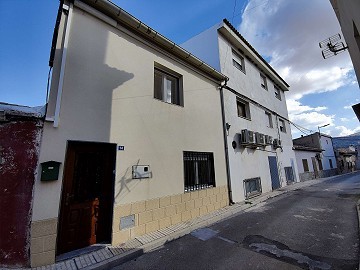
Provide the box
[154,66,183,106]
[279,118,286,133]
[237,98,251,120]
[274,86,281,100]
[232,50,245,73]
[265,111,273,128]
[260,73,267,90]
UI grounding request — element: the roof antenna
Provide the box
[319,33,348,59]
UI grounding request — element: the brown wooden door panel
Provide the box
[57,142,115,255]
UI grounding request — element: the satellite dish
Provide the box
[319,33,348,59]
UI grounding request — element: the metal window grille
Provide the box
[244,177,262,199]
[284,166,295,184]
[183,151,215,192]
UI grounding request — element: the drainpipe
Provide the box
[219,80,234,205]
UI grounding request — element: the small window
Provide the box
[302,159,309,172]
[260,73,267,90]
[237,98,250,119]
[154,67,183,106]
[183,151,215,192]
[244,177,262,198]
[329,159,333,169]
[232,50,245,73]
[279,119,286,133]
[318,159,323,170]
[265,111,273,128]
[274,86,281,100]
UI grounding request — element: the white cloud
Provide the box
[335,126,360,136]
[239,0,354,100]
[340,117,350,122]
[287,99,326,115]
[344,105,353,109]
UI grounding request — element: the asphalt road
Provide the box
[112,172,360,270]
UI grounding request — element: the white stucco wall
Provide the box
[182,22,298,202]
[32,6,227,221]
[294,150,318,173]
[181,23,222,73]
[331,0,360,86]
[320,136,337,170]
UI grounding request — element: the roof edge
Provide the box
[222,19,290,88]
[77,0,228,83]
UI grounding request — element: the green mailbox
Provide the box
[40,161,61,181]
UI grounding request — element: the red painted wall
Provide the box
[0,120,42,267]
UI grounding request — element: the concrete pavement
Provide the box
[7,172,359,270]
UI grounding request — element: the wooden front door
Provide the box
[57,141,116,255]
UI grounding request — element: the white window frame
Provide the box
[260,73,268,90]
[154,65,183,106]
[274,86,281,100]
[232,50,245,73]
[265,111,273,128]
[237,98,251,120]
[279,118,286,133]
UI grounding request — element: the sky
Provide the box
[0,0,359,138]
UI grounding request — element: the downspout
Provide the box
[219,80,233,205]
[53,2,74,127]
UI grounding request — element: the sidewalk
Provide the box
[19,177,337,270]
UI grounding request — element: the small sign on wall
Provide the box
[118,145,125,151]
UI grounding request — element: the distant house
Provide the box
[293,132,337,180]
[335,146,358,173]
[333,134,360,172]
[29,0,229,267]
[0,102,44,268]
[293,144,323,181]
[182,19,299,202]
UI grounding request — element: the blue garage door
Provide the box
[268,156,281,190]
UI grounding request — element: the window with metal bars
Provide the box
[183,151,215,192]
[244,177,262,198]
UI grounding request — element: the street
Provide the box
[112,172,360,270]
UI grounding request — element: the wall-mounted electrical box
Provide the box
[132,165,151,179]
[40,161,61,181]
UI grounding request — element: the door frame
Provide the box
[56,140,116,255]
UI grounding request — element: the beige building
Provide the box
[330,0,360,87]
[30,0,229,267]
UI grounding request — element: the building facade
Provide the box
[29,0,229,267]
[293,133,337,179]
[330,0,360,87]
[293,145,323,181]
[182,20,299,203]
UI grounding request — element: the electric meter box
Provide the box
[132,165,151,179]
[40,161,61,181]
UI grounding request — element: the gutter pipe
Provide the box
[219,80,234,205]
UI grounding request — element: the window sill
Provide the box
[154,97,184,108]
[237,115,251,121]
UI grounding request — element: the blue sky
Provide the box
[0,0,359,137]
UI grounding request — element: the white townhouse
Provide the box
[182,19,299,203]
[293,132,338,179]
[29,0,230,267]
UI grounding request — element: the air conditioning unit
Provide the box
[265,135,273,145]
[315,153,322,159]
[248,130,255,143]
[241,129,255,145]
[255,132,265,145]
[273,139,282,148]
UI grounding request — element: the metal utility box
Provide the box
[40,161,61,181]
[132,165,151,179]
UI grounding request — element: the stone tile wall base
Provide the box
[112,186,229,246]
